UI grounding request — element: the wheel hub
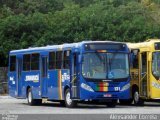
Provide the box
[28,92,32,103]
[66,92,72,105]
[134,91,139,102]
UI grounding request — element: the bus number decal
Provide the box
[62,73,70,82]
[114,87,120,91]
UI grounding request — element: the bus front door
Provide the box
[41,56,48,97]
[70,53,80,99]
[16,57,22,97]
[139,52,148,98]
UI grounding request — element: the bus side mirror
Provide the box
[131,49,139,68]
[131,49,139,56]
[130,53,134,68]
[131,49,139,60]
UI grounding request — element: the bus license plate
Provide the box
[104,94,112,97]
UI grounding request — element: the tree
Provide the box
[0,0,160,66]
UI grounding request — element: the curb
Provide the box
[0,96,12,99]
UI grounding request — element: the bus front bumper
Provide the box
[79,88,130,100]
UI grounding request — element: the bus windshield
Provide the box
[82,52,129,80]
[152,52,160,78]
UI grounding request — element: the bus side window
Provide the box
[141,52,147,73]
[10,55,16,72]
[63,50,70,69]
[56,51,62,69]
[49,52,56,70]
[31,53,40,70]
[131,49,139,69]
[23,54,31,71]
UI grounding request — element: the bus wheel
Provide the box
[27,88,35,105]
[27,88,42,106]
[64,89,77,108]
[133,90,144,105]
[35,99,42,105]
[59,101,65,107]
[106,100,117,108]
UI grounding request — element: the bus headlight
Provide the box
[81,83,94,92]
[120,83,130,91]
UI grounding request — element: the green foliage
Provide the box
[0,0,160,66]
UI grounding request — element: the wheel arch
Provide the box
[26,86,31,97]
[64,85,70,98]
[131,84,139,97]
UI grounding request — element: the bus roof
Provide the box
[10,40,127,54]
[127,39,160,49]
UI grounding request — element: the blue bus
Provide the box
[8,41,131,108]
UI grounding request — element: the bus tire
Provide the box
[59,101,65,107]
[35,99,42,105]
[27,88,42,106]
[64,89,77,108]
[106,100,117,108]
[133,90,144,106]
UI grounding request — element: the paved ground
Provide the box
[0,96,160,114]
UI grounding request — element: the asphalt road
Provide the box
[0,96,160,120]
[0,96,160,114]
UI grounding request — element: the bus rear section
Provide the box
[8,41,131,108]
[127,40,160,105]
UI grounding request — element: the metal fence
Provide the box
[0,67,8,94]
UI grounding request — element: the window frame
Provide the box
[31,53,40,71]
[49,51,56,70]
[9,55,16,72]
[63,50,71,69]
[56,51,63,69]
[23,54,31,71]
